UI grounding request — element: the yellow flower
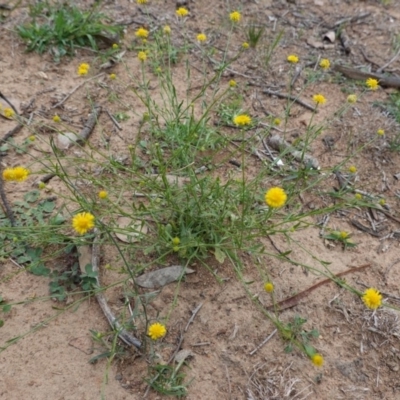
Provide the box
[172,237,180,246]
[377,129,385,136]
[264,282,274,293]
[112,43,119,49]
[137,0,148,4]
[72,212,95,235]
[348,165,357,173]
[12,167,30,182]
[135,27,149,38]
[319,58,330,69]
[347,94,357,104]
[265,187,287,208]
[313,94,326,105]
[273,118,281,126]
[339,231,349,239]
[98,190,108,199]
[229,79,237,87]
[229,11,241,23]
[109,73,116,80]
[197,33,207,42]
[233,114,251,126]
[366,77,379,90]
[2,168,15,181]
[287,54,299,63]
[362,288,382,310]
[77,63,90,76]
[163,25,171,34]
[4,108,15,118]
[28,135,36,141]
[138,51,147,62]
[148,322,167,340]
[242,42,249,49]
[53,115,61,123]
[311,353,324,367]
[355,193,362,200]
[176,7,189,17]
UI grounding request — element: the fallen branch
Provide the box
[268,134,320,169]
[333,65,400,89]
[262,89,316,112]
[266,263,371,311]
[92,229,142,348]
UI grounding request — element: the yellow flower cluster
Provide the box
[242,42,249,49]
[265,187,287,208]
[176,7,189,17]
[377,129,384,136]
[229,11,241,23]
[109,73,116,80]
[362,288,382,309]
[233,114,251,126]
[53,115,61,123]
[148,322,167,340]
[78,63,90,76]
[2,166,30,182]
[72,212,95,235]
[229,80,237,88]
[287,54,299,63]
[135,27,149,38]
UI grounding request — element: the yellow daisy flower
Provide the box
[72,212,95,235]
[366,78,379,90]
[109,73,116,80]
[148,322,167,340]
[197,33,207,43]
[12,167,30,182]
[287,54,299,63]
[176,7,189,17]
[229,11,241,23]
[264,282,274,293]
[4,108,15,118]
[2,168,15,181]
[377,129,384,136]
[53,115,61,123]
[242,42,249,49]
[138,51,147,62]
[313,94,326,105]
[233,114,251,126]
[362,288,382,310]
[348,165,357,173]
[311,353,324,367]
[319,58,330,69]
[229,80,237,87]
[98,190,108,199]
[265,187,287,208]
[163,25,171,35]
[135,27,149,38]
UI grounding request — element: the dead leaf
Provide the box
[56,132,79,150]
[306,37,324,49]
[323,31,336,43]
[115,217,148,243]
[174,349,193,364]
[78,246,92,273]
[214,248,226,264]
[136,265,195,288]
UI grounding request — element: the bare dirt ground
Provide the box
[2,0,400,399]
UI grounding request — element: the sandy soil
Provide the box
[1,0,400,399]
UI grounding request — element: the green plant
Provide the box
[324,230,356,249]
[246,23,265,48]
[146,363,188,397]
[16,1,124,61]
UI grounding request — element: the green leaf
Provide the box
[41,201,56,213]
[28,263,50,276]
[0,320,4,328]
[304,344,316,358]
[24,190,40,203]
[2,304,11,313]
[214,247,226,264]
